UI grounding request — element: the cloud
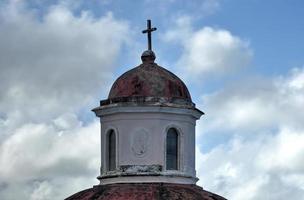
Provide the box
[196,67,304,200]
[0,1,129,199]
[0,1,129,124]
[258,127,304,173]
[0,114,100,200]
[197,127,304,200]
[200,67,304,134]
[164,17,252,79]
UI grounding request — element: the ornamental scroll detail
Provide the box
[131,128,150,158]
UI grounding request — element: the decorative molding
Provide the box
[94,105,203,119]
[131,128,150,158]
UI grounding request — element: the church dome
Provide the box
[107,50,192,105]
[65,183,227,200]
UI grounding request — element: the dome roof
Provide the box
[108,51,191,103]
[65,183,227,200]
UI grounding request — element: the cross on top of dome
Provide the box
[142,19,157,51]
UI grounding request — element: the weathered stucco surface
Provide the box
[65,183,227,200]
[95,106,201,185]
[108,62,192,101]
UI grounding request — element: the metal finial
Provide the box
[142,19,157,50]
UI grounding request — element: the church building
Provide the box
[65,20,226,200]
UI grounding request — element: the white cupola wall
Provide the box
[93,104,202,185]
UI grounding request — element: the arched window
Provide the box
[107,130,116,171]
[166,128,178,170]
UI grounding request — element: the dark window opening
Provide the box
[108,130,116,171]
[166,128,178,170]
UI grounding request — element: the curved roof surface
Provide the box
[65,183,226,200]
[108,62,192,102]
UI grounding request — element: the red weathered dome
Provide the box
[65,183,227,200]
[108,62,192,102]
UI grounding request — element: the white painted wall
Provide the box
[94,105,202,185]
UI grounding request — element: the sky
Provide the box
[0,0,304,199]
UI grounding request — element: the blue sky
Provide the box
[0,0,304,199]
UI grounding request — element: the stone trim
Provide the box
[97,164,198,185]
[93,105,203,119]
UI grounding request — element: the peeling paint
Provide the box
[65,183,227,200]
[121,165,162,173]
[108,63,192,102]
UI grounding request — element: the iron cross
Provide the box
[142,19,157,50]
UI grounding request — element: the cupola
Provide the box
[66,19,226,200]
[92,20,203,185]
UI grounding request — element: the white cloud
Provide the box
[199,68,304,136]
[199,68,304,134]
[0,1,129,124]
[196,67,304,200]
[0,115,100,200]
[258,127,304,172]
[197,128,304,200]
[0,1,129,199]
[164,17,252,79]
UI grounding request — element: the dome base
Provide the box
[65,182,227,200]
[98,173,198,185]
